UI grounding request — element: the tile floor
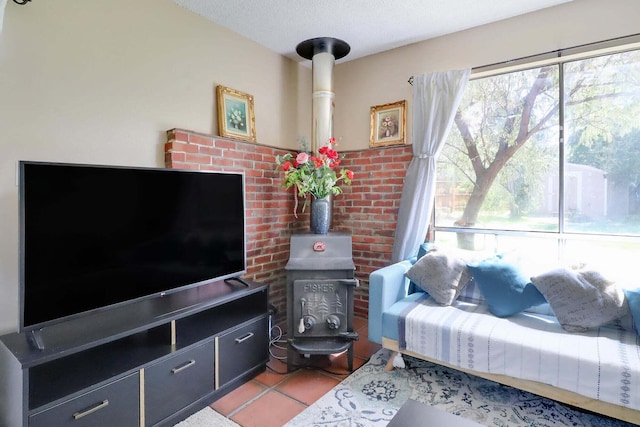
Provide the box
[210,317,381,427]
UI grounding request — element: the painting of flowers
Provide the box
[216,85,256,142]
[370,100,406,147]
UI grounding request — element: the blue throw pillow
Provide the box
[467,255,546,317]
[623,288,640,333]
[416,242,432,259]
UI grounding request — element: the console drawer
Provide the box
[144,341,214,426]
[217,315,269,387]
[29,372,139,427]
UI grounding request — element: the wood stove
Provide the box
[285,232,359,372]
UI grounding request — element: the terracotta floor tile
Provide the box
[230,390,306,427]
[276,369,341,405]
[354,335,382,359]
[327,352,367,375]
[255,364,289,387]
[210,380,266,416]
[354,316,368,331]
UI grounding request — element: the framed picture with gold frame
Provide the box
[216,85,256,142]
[370,100,406,147]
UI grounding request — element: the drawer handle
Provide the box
[73,399,109,420]
[235,332,254,344]
[171,359,196,374]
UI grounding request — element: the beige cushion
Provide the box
[531,268,629,332]
[405,248,472,305]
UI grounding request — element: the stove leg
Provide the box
[348,343,354,371]
[287,343,296,373]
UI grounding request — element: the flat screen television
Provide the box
[19,161,246,332]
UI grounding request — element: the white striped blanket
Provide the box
[398,294,640,411]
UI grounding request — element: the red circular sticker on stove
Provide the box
[313,241,326,252]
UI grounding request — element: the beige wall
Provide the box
[0,0,306,333]
[334,0,640,151]
[1,0,638,333]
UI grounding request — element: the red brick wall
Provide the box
[165,128,412,321]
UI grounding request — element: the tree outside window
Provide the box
[435,48,640,264]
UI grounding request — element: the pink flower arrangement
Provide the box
[276,137,354,214]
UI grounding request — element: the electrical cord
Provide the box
[268,325,287,360]
[265,324,295,374]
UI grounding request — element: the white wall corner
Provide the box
[0,0,7,32]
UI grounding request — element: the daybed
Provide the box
[368,247,640,424]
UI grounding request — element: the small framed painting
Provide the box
[370,100,407,147]
[216,85,256,142]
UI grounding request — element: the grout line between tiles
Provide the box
[225,380,312,419]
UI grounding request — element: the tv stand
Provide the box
[224,276,251,287]
[0,280,269,427]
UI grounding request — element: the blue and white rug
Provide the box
[284,348,637,427]
[174,406,240,427]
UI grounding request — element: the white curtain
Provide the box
[391,69,470,262]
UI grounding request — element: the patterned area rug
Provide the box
[173,406,240,427]
[284,348,637,427]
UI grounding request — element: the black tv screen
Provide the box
[19,161,246,331]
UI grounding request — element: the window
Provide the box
[435,47,640,265]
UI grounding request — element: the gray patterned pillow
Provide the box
[531,268,629,332]
[405,248,472,305]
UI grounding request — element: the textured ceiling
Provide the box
[171,0,572,64]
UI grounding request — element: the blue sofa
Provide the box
[368,253,640,424]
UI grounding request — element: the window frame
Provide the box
[433,35,640,255]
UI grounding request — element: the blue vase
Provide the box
[310,196,331,234]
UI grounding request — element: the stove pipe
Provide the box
[296,37,350,152]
